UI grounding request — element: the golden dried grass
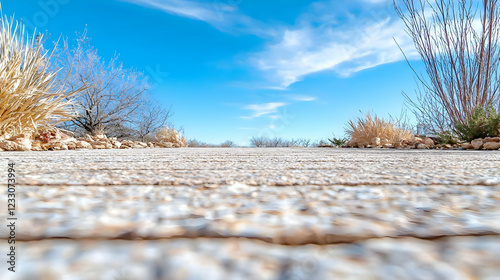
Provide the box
[0,13,81,138]
[345,112,412,144]
[156,126,187,147]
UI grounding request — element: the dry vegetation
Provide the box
[155,126,187,147]
[395,0,500,138]
[345,113,412,145]
[0,15,81,138]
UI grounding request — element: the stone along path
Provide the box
[1,148,499,279]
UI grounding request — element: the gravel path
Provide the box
[0,148,499,279]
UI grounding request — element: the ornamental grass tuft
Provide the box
[0,13,81,138]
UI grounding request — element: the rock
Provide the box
[8,133,32,151]
[76,141,92,149]
[61,143,69,150]
[424,138,435,148]
[464,144,474,150]
[67,142,77,150]
[371,137,381,146]
[31,141,43,151]
[412,137,423,144]
[91,142,107,149]
[156,142,174,148]
[483,142,500,150]
[417,143,428,149]
[380,138,390,146]
[111,141,122,149]
[143,133,157,143]
[485,137,500,142]
[471,139,484,150]
[49,142,63,150]
[383,144,394,148]
[443,144,452,149]
[0,140,20,151]
[147,142,154,148]
[136,142,148,148]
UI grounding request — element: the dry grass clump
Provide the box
[0,14,80,138]
[156,126,187,147]
[345,112,412,145]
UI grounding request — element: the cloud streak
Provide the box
[251,0,419,87]
[123,0,273,36]
[125,0,418,88]
[240,102,287,119]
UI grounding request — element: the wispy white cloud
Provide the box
[240,102,287,119]
[123,0,273,36]
[126,0,419,88]
[251,0,419,87]
[287,95,317,102]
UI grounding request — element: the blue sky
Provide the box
[3,0,424,145]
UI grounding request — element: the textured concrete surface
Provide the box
[0,148,499,279]
[4,148,500,186]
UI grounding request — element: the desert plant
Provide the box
[220,140,236,147]
[156,126,187,147]
[454,103,500,141]
[53,29,151,136]
[294,138,311,147]
[136,103,173,142]
[345,112,412,145]
[328,135,348,147]
[0,13,82,138]
[395,0,500,135]
[436,130,460,145]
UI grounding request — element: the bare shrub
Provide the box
[250,136,312,147]
[53,29,150,136]
[394,0,500,135]
[220,140,236,147]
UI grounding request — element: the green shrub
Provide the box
[436,131,459,145]
[454,103,500,141]
[328,135,348,147]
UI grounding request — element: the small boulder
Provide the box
[111,141,122,149]
[8,133,32,151]
[371,137,381,146]
[483,142,500,150]
[76,141,92,149]
[485,137,500,142]
[0,140,20,151]
[424,138,435,148]
[412,137,423,144]
[31,141,43,151]
[471,139,485,150]
[417,143,428,149]
[464,144,474,150]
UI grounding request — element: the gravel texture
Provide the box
[2,148,500,187]
[0,148,499,279]
[2,237,500,280]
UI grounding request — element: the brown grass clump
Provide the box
[345,112,412,145]
[0,14,81,139]
[156,126,187,147]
